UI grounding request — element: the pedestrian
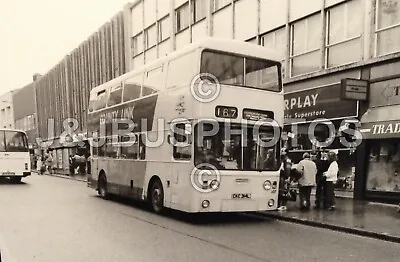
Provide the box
[323,150,339,211]
[296,152,317,211]
[277,153,292,211]
[69,155,75,176]
[37,155,43,174]
[314,149,330,209]
[45,153,53,174]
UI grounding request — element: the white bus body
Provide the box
[87,38,284,213]
[0,129,31,183]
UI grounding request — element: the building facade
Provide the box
[12,81,38,151]
[0,90,17,129]
[34,11,127,174]
[123,0,400,202]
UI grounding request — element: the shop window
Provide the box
[367,139,400,192]
[132,33,144,57]
[144,24,157,50]
[192,0,206,23]
[158,15,171,42]
[173,123,192,160]
[376,0,400,56]
[290,14,322,77]
[261,27,287,78]
[176,2,190,33]
[368,139,400,191]
[326,0,363,68]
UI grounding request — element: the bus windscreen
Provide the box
[0,131,29,152]
[200,50,281,92]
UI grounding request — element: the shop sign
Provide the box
[341,78,369,101]
[284,83,359,124]
[360,120,400,139]
[370,78,400,107]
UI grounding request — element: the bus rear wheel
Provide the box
[150,179,164,213]
[98,174,109,200]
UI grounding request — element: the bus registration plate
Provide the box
[232,193,251,199]
[2,172,15,176]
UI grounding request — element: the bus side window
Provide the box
[98,139,106,157]
[92,138,99,157]
[139,134,146,160]
[0,131,5,151]
[166,51,198,89]
[105,137,119,159]
[95,90,108,111]
[173,123,191,160]
[121,135,138,159]
[108,84,123,107]
[123,73,143,102]
[143,66,164,96]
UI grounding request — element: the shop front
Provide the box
[358,76,400,203]
[284,82,360,192]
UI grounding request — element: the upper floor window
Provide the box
[326,0,363,68]
[212,0,231,12]
[376,0,400,56]
[176,2,190,33]
[158,15,171,42]
[132,33,144,57]
[261,27,287,78]
[192,0,207,23]
[290,13,322,77]
[145,24,157,50]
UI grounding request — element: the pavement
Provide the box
[1,175,400,262]
[41,170,400,244]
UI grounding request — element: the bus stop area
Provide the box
[259,196,400,243]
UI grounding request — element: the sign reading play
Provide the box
[284,83,359,123]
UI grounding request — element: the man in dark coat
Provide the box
[314,149,330,209]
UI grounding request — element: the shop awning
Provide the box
[360,105,400,139]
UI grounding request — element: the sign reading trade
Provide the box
[284,84,358,123]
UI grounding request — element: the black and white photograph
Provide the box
[1,0,400,261]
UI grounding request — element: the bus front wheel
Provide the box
[150,179,164,213]
[98,174,109,200]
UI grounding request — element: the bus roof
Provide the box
[0,128,27,134]
[90,37,281,95]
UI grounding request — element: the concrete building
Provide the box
[34,11,127,174]
[13,81,38,151]
[0,90,17,129]
[123,0,400,203]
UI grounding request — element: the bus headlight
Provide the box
[268,199,275,207]
[202,200,210,208]
[210,179,220,190]
[263,180,272,190]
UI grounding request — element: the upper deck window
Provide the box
[200,50,281,92]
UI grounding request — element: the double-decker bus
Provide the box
[0,128,31,183]
[87,38,284,213]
